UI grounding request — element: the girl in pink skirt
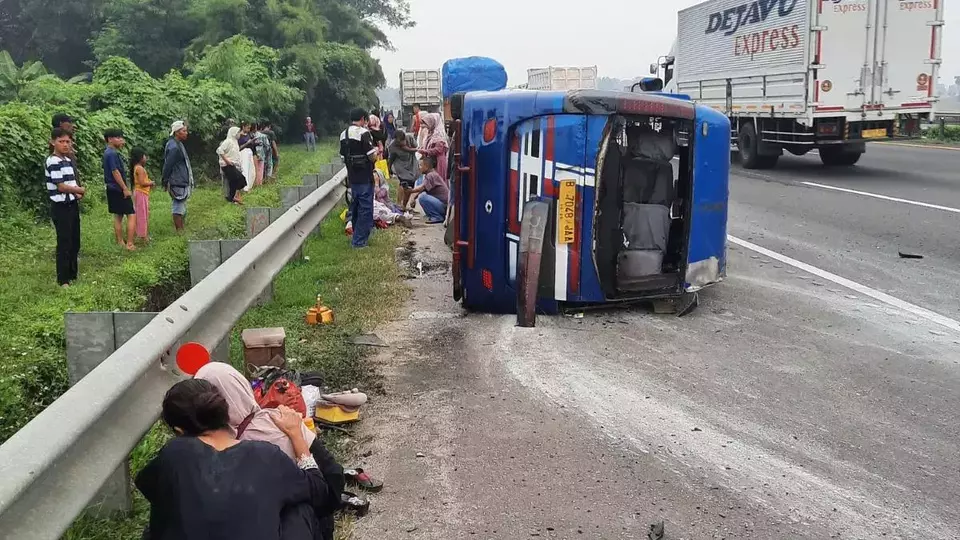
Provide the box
[131,148,154,242]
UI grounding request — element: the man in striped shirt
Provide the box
[46,127,86,286]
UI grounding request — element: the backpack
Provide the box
[252,367,307,417]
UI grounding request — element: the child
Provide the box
[131,148,154,242]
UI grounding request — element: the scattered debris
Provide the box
[648,520,665,540]
[898,251,924,259]
[692,427,702,432]
[348,333,389,347]
[415,452,426,458]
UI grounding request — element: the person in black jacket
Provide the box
[195,362,344,540]
[136,379,330,540]
[162,121,194,232]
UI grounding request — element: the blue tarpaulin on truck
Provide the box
[441,57,508,99]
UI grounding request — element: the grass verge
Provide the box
[64,148,407,539]
[0,142,335,443]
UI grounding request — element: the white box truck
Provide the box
[399,69,442,126]
[651,0,943,168]
[527,66,598,91]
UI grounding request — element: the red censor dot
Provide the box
[176,342,211,375]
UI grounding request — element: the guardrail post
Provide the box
[940,117,946,139]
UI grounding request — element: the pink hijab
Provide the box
[421,113,448,146]
[196,362,316,459]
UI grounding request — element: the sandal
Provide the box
[341,491,370,516]
[344,467,383,492]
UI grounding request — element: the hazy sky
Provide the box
[373,0,959,88]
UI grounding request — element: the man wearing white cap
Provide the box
[162,121,194,232]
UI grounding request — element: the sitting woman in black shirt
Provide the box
[136,379,330,540]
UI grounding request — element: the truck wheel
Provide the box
[819,147,862,166]
[737,123,779,169]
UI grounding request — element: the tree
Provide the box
[0,50,56,101]
[339,0,414,29]
[5,0,105,76]
[91,0,201,76]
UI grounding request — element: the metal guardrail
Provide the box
[0,169,347,539]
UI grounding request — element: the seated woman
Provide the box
[136,379,330,540]
[409,155,449,224]
[195,363,345,540]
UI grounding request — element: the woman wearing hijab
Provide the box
[135,379,329,540]
[217,127,246,204]
[418,113,449,185]
[196,363,344,540]
[368,114,387,158]
[383,113,397,154]
[238,122,258,192]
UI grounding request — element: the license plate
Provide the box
[557,180,577,245]
[862,128,888,139]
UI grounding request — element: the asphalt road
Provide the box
[352,143,960,540]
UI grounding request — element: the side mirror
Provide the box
[649,63,659,75]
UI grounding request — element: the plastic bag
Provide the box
[339,208,348,222]
[375,159,390,180]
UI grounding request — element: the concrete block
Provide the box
[246,207,272,238]
[65,312,116,385]
[63,312,131,515]
[269,207,284,223]
[280,187,301,211]
[113,312,158,347]
[318,163,336,181]
[219,239,249,262]
[188,240,222,287]
[302,174,319,189]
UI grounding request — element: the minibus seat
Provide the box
[622,158,674,206]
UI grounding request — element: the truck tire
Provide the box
[737,123,778,169]
[819,146,862,166]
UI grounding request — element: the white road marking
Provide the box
[728,235,960,334]
[801,182,960,214]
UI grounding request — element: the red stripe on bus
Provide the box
[508,168,520,235]
[545,116,556,161]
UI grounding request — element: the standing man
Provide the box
[46,127,85,287]
[339,108,378,248]
[411,105,422,144]
[304,116,317,152]
[102,128,137,251]
[162,121,194,233]
[263,121,280,180]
